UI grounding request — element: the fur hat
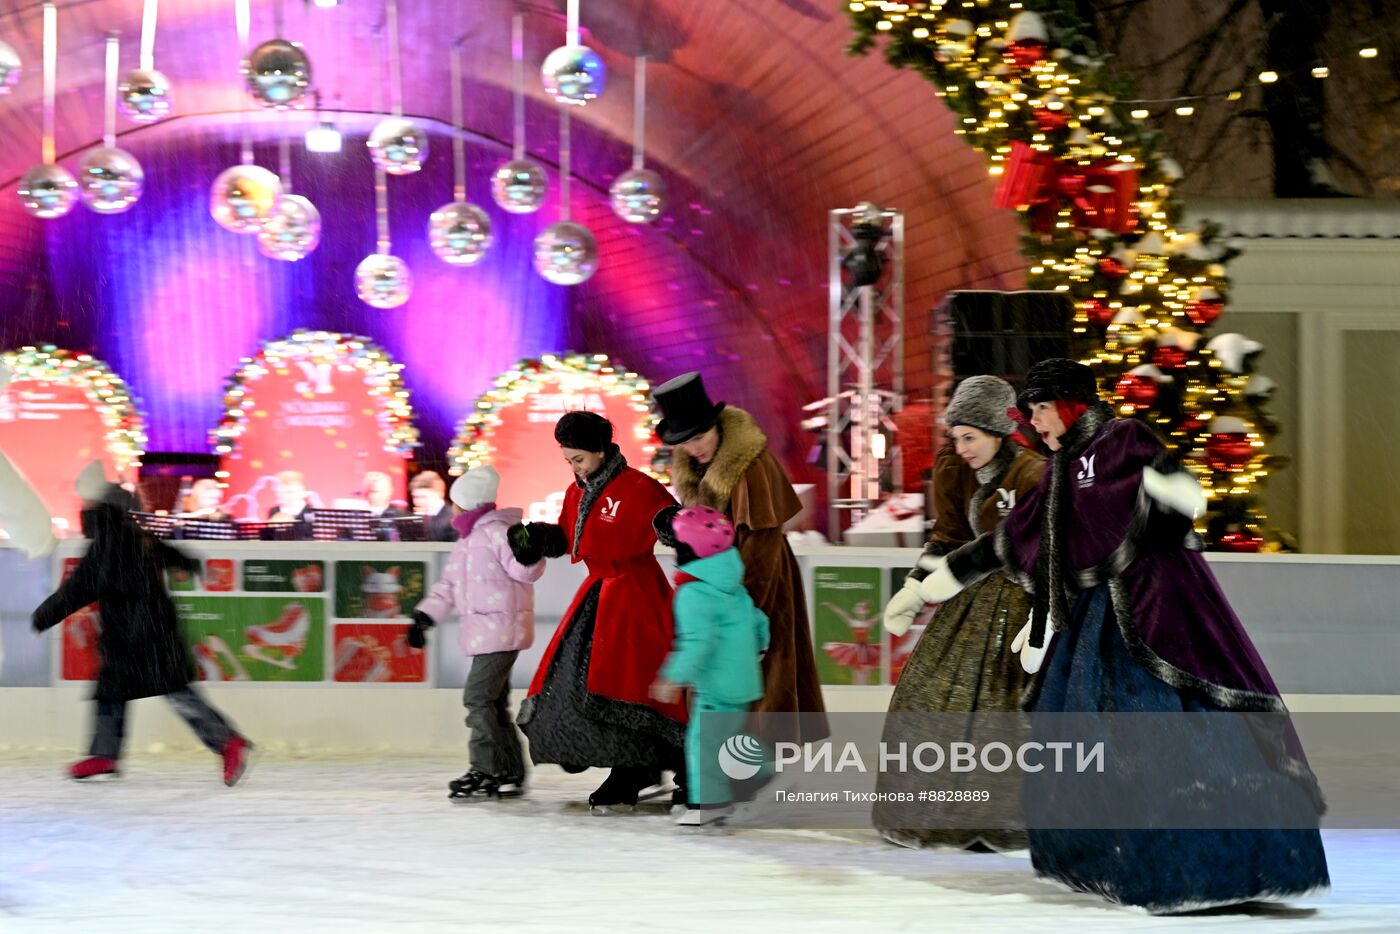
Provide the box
[450,465,499,510]
[1016,358,1099,416]
[553,411,614,453]
[945,376,1017,437]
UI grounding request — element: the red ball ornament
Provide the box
[1097,256,1128,279]
[1186,295,1224,327]
[1082,298,1114,328]
[1034,108,1070,132]
[1005,41,1049,71]
[1153,345,1189,369]
[1218,531,1264,553]
[1176,414,1205,438]
[1205,432,1253,471]
[1115,373,1159,410]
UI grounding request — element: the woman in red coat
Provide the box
[512,412,686,810]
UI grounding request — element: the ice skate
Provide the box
[69,756,119,781]
[206,635,250,680]
[194,641,225,681]
[586,768,658,815]
[676,804,734,827]
[222,736,255,787]
[448,770,521,801]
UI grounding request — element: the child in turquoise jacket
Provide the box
[651,505,769,827]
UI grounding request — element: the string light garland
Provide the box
[847,0,1295,550]
[211,330,418,458]
[1,345,147,471]
[447,353,667,481]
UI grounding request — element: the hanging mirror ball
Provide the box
[367,118,428,175]
[118,68,173,123]
[428,201,493,266]
[210,164,282,233]
[490,159,548,214]
[77,147,144,214]
[17,163,79,219]
[533,221,598,286]
[355,253,413,308]
[244,38,312,109]
[541,44,606,105]
[0,40,20,94]
[609,168,665,224]
[257,194,322,261]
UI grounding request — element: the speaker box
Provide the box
[939,290,1073,389]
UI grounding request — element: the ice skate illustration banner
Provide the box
[332,624,425,683]
[243,560,325,593]
[176,595,327,681]
[888,566,933,685]
[334,561,425,619]
[814,566,885,686]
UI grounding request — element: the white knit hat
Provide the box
[450,465,500,510]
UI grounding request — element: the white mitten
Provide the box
[1010,616,1054,674]
[916,555,965,604]
[883,578,925,638]
[1142,466,1206,519]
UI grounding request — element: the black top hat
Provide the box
[653,372,725,446]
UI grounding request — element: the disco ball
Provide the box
[533,221,598,286]
[428,200,493,266]
[490,159,548,214]
[355,253,413,308]
[540,44,606,105]
[0,40,21,94]
[118,68,172,123]
[367,118,428,176]
[77,147,144,214]
[257,194,322,261]
[609,168,665,223]
[209,164,282,233]
[17,163,78,219]
[243,38,312,109]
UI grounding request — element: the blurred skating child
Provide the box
[408,466,545,799]
[650,506,769,826]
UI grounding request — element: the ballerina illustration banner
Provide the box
[334,560,426,619]
[813,566,886,686]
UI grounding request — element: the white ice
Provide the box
[1,752,1396,932]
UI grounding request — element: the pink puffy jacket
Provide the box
[415,508,546,656]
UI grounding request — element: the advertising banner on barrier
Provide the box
[178,595,327,682]
[332,623,424,683]
[334,560,426,619]
[813,566,885,685]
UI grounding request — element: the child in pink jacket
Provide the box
[408,466,544,799]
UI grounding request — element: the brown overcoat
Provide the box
[670,406,827,737]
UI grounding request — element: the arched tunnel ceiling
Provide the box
[0,0,1026,469]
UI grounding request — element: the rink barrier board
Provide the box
[3,542,1400,695]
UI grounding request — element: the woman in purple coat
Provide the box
[918,358,1328,913]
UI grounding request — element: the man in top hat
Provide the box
[653,372,826,743]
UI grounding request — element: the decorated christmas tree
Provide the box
[847,1,1287,552]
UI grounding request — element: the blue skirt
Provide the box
[1024,584,1330,913]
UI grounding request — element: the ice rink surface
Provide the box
[2,752,1396,932]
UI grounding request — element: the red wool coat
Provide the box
[526,466,687,725]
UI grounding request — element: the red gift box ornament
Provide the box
[1081,298,1114,328]
[1187,287,1224,327]
[995,142,1139,234]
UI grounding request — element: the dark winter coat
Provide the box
[32,503,198,702]
[670,405,827,736]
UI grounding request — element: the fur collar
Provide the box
[968,441,1019,536]
[669,406,768,511]
[572,445,626,556]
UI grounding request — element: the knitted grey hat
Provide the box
[945,375,1017,437]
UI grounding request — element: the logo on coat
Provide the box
[1077,455,1096,489]
[599,496,622,521]
[995,488,1016,515]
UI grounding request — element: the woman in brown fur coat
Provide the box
[653,373,826,743]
